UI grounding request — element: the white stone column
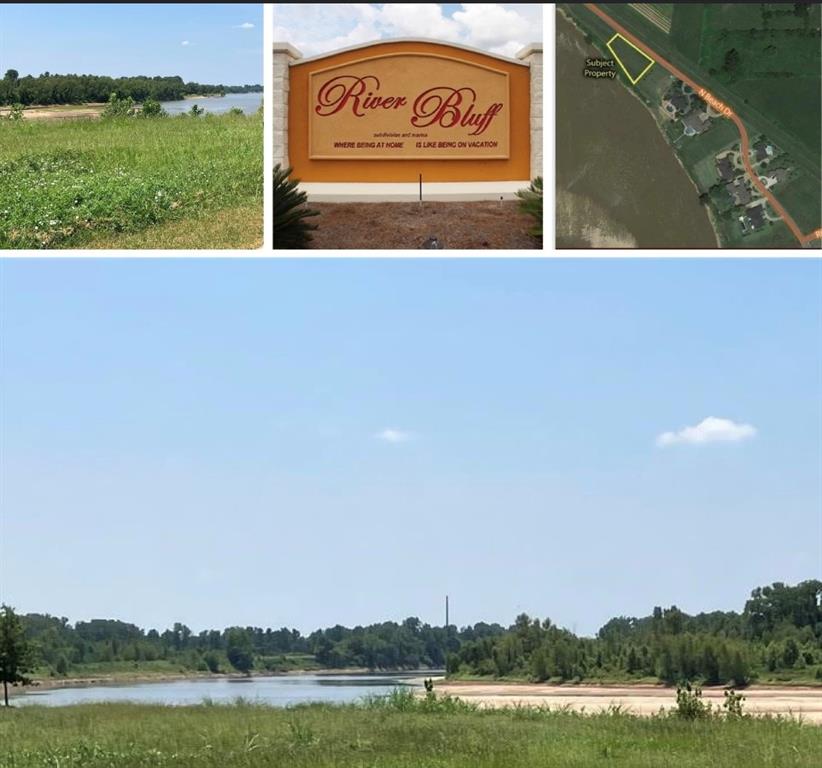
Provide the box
[517,43,543,180]
[273,43,302,171]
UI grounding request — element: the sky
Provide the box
[0,4,263,84]
[273,3,543,59]
[1,259,820,637]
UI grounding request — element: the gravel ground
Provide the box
[306,201,541,250]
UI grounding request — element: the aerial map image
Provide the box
[556,3,822,249]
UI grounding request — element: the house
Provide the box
[753,141,774,162]
[716,155,735,183]
[726,177,751,206]
[763,168,788,186]
[682,110,710,135]
[663,93,690,115]
[746,204,766,231]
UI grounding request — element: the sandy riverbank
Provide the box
[0,104,105,121]
[431,681,822,723]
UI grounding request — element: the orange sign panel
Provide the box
[308,53,510,160]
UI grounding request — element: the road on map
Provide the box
[584,3,822,246]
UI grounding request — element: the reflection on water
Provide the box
[17,672,438,708]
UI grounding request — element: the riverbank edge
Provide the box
[440,678,822,691]
[10,667,440,698]
[558,5,723,248]
[13,672,819,700]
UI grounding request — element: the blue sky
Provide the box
[274,4,543,58]
[1,259,819,636]
[0,4,262,84]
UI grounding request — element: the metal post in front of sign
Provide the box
[419,173,423,206]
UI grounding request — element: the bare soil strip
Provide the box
[0,104,105,121]
[306,201,539,250]
[434,681,822,723]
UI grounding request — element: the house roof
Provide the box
[716,156,735,181]
[682,111,709,133]
[747,205,766,229]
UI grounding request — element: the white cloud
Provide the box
[273,3,541,58]
[453,4,530,48]
[181,40,191,47]
[656,417,757,447]
[235,22,255,29]
[379,3,462,42]
[375,428,413,444]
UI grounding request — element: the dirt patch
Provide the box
[306,201,540,250]
[0,104,105,121]
[432,681,822,723]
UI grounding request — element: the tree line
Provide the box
[6,580,821,686]
[451,580,822,685]
[0,69,262,107]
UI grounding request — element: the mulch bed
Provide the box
[306,201,540,250]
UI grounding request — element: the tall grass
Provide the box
[0,692,818,767]
[0,114,262,249]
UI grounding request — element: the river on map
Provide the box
[16,672,431,707]
[556,11,716,248]
[159,92,262,115]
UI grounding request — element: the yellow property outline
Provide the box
[606,33,655,85]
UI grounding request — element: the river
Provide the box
[555,11,717,248]
[15,672,430,707]
[159,92,262,115]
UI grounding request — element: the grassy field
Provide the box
[1,694,820,768]
[609,35,655,81]
[0,113,262,250]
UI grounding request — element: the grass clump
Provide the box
[0,113,261,249]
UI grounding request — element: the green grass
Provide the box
[609,35,655,81]
[0,113,262,249]
[1,694,820,768]
[670,4,705,60]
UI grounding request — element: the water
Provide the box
[159,92,262,115]
[16,672,432,707]
[555,11,716,248]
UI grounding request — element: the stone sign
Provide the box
[308,53,510,160]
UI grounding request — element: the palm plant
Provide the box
[274,164,319,249]
[516,176,543,241]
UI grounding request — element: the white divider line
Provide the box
[263,3,274,252]
[545,3,555,253]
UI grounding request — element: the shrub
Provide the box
[674,682,712,720]
[228,107,244,117]
[723,687,746,718]
[6,103,23,121]
[140,99,166,118]
[189,104,205,117]
[273,164,319,249]
[102,92,136,119]
[516,176,543,240]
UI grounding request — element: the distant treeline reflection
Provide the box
[0,69,263,106]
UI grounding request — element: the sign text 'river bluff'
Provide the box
[309,53,510,160]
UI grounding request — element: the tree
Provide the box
[226,628,254,674]
[0,605,34,706]
[4,69,19,83]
